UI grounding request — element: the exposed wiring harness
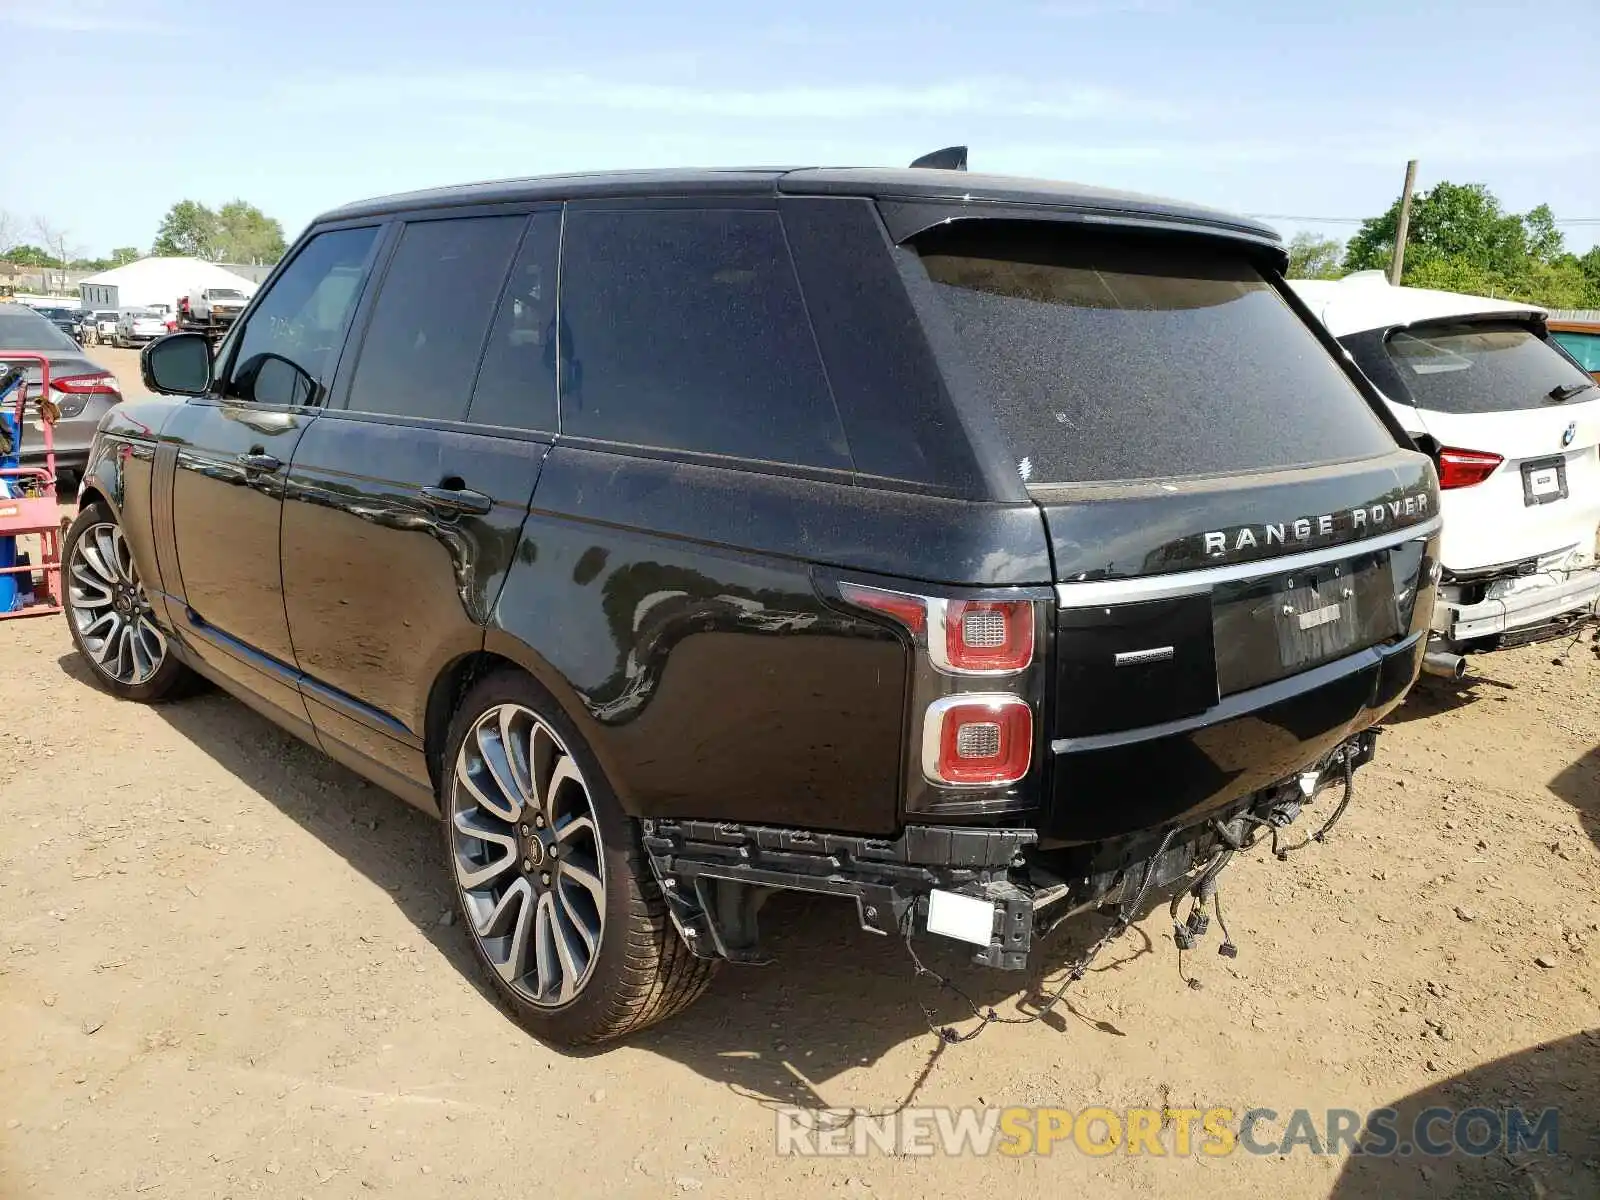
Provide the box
[900,828,1179,1045]
[902,746,1360,1042]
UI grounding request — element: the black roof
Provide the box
[317,166,1281,250]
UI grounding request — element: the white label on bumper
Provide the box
[1530,468,1561,497]
[925,889,996,947]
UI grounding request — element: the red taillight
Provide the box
[52,373,120,397]
[839,583,927,637]
[936,599,1035,674]
[923,695,1032,786]
[1436,447,1502,490]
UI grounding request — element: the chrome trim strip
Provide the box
[1054,517,1442,608]
[1114,646,1174,667]
[1052,631,1424,755]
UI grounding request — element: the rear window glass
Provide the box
[1385,323,1596,415]
[918,226,1396,485]
[0,310,78,351]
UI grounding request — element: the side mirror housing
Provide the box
[141,333,213,396]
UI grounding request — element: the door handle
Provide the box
[237,452,281,472]
[419,485,493,517]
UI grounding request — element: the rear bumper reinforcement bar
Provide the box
[1437,568,1600,643]
[641,728,1378,974]
[641,820,1040,969]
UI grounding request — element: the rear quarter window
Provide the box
[917,225,1397,485]
[1384,322,1596,414]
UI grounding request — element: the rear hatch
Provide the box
[1377,319,1600,573]
[910,221,1437,834]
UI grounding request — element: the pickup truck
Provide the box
[177,287,250,333]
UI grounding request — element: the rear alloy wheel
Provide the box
[63,503,193,701]
[442,670,716,1044]
[451,702,607,1005]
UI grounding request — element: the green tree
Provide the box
[1343,181,1600,308]
[110,246,140,266]
[1344,181,1529,279]
[152,200,223,259]
[1523,204,1564,263]
[1578,246,1600,300]
[1286,232,1345,280]
[6,243,59,267]
[215,200,286,264]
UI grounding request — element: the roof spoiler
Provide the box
[909,146,968,171]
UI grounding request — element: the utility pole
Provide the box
[1389,159,1418,285]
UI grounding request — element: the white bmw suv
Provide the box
[1294,272,1600,675]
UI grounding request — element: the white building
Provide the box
[78,257,258,313]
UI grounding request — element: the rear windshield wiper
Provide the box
[1549,381,1596,403]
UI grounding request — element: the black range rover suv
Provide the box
[65,164,1441,1045]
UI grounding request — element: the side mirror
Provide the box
[141,332,213,396]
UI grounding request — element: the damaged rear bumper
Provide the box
[641,730,1377,973]
[1435,565,1600,645]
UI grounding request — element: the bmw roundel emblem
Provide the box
[1563,422,1577,448]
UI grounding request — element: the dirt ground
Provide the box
[2,349,1598,1198]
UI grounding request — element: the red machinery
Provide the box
[0,352,65,619]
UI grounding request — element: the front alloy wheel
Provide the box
[62,503,193,702]
[69,520,167,685]
[450,704,607,1007]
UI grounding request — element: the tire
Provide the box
[441,668,717,1045]
[62,503,194,702]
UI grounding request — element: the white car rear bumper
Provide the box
[1434,567,1600,643]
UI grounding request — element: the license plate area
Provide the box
[1212,551,1401,696]
[1522,456,1568,506]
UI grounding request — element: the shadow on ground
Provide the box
[1547,744,1600,855]
[1330,1031,1600,1200]
[61,653,1155,1112]
[1383,671,1516,725]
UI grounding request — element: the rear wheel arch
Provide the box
[423,641,634,810]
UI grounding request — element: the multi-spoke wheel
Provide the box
[451,704,607,1007]
[62,503,193,701]
[442,670,717,1044]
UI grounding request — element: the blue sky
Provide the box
[4,0,1596,258]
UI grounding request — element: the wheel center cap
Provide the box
[525,838,546,867]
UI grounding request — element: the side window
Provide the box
[466,212,561,432]
[1553,331,1600,374]
[224,226,378,407]
[560,208,850,469]
[344,215,524,422]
